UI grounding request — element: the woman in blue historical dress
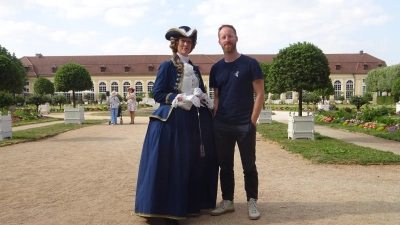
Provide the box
[134,26,218,225]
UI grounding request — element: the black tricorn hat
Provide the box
[165,26,197,44]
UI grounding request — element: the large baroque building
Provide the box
[20,51,385,103]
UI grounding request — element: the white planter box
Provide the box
[288,113,315,140]
[257,108,272,124]
[38,103,50,114]
[396,102,400,113]
[317,103,330,111]
[64,106,85,124]
[0,111,12,140]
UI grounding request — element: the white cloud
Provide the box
[362,15,391,25]
[103,6,151,26]
[0,20,49,41]
[100,37,170,55]
[100,37,136,54]
[1,0,397,65]
[194,0,393,53]
[50,30,101,46]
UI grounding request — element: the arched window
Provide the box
[334,80,341,98]
[99,82,106,94]
[123,81,131,97]
[147,81,154,98]
[346,80,354,99]
[135,81,143,97]
[111,82,119,93]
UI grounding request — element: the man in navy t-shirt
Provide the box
[209,24,264,220]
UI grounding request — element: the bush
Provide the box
[15,96,25,105]
[359,106,395,122]
[334,95,345,101]
[343,107,353,113]
[335,108,353,120]
[349,95,369,111]
[377,96,395,105]
[270,93,280,100]
[0,91,14,112]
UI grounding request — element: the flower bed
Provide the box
[316,115,400,133]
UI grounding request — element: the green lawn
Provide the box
[257,121,400,165]
[315,120,400,142]
[3,111,400,165]
[0,120,107,147]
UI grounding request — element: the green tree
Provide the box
[302,92,321,111]
[27,94,51,114]
[260,62,272,109]
[388,65,400,96]
[270,93,280,100]
[366,64,400,94]
[0,92,14,112]
[349,95,369,111]
[99,93,106,104]
[0,45,27,93]
[334,92,345,101]
[116,93,123,102]
[259,62,272,93]
[15,95,26,106]
[34,77,54,95]
[54,62,93,108]
[376,66,391,93]
[363,92,373,102]
[392,78,400,101]
[269,42,331,116]
[52,94,67,110]
[314,78,334,103]
[0,55,19,92]
[83,93,89,102]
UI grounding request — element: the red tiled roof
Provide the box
[20,52,386,77]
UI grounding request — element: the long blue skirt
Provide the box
[135,106,218,219]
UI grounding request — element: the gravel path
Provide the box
[1,115,399,225]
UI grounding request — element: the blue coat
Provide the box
[135,58,218,220]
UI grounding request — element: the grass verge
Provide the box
[257,121,400,165]
[89,110,154,117]
[315,121,400,142]
[12,117,63,127]
[0,120,107,147]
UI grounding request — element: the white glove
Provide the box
[193,88,203,97]
[200,93,214,109]
[183,94,200,108]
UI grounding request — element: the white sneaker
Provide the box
[247,198,260,220]
[210,200,235,216]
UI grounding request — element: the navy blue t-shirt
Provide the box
[209,54,263,124]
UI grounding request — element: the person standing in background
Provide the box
[126,87,136,124]
[109,91,120,125]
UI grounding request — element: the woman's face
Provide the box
[177,37,193,56]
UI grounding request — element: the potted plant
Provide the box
[54,62,93,124]
[257,107,272,124]
[0,91,13,140]
[267,42,331,140]
[335,94,345,104]
[83,93,89,104]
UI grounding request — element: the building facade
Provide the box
[20,51,385,103]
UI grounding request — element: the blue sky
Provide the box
[1,0,399,66]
